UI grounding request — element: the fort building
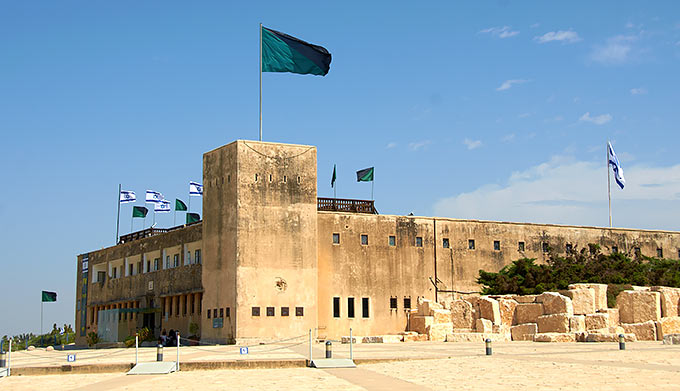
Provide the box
[74,140,680,345]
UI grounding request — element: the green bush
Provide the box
[137,327,153,342]
[86,332,100,347]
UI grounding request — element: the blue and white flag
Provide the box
[119,190,136,203]
[608,142,625,189]
[146,190,164,203]
[155,199,171,213]
[189,181,203,196]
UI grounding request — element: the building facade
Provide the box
[74,140,680,345]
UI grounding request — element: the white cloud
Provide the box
[408,140,431,151]
[385,142,397,149]
[480,26,519,38]
[433,155,680,230]
[463,138,482,150]
[630,87,647,95]
[590,35,637,65]
[496,79,529,91]
[579,112,612,125]
[534,30,581,44]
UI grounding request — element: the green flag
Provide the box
[175,199,187,211]
[186,212,200,224]
[132,206,148,218]
[42,291,57,302]
[262,26,331,76]
[331,164,336,188]
[356,167,374,182]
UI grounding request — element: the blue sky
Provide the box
[1,1,680,336]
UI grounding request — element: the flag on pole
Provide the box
[356,167,374,182]
[155,199,171,213]
[331,164,336,188]
[186,212,200,224]
[175,199,187,211]
[189,181,203,196]
[132,206,148,218]
[608,142,625,189]
[262,26,332,76]
[119,190,136,203]
[145,190,163,203]
[41,291,57,302]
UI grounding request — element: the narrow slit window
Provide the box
[252,307,260,316]
[390,297,397,310]
[219,308,223,318]
[542,242,549,253]
[658,248,663,258]
[468,239,475,250]
[612,246,618,253]
[332,233,340,244]
[333,297,340,318]
[281,307,289,316]
[566,244,573,254]
[389,235,396,246]
[518,241,525,251]
[361,234,368,245]
[442,238,449,248]
[266,307,275,316]
[404,297,411,309]
[362,298,370,318]
[493,240,500,251]
[416,237,423,247]
[295,306,304,316]
[347,297,355,318]
[225,307,230,317]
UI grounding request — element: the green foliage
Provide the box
[124,335,136,348]
[86,332,100,347]
[477,246,680,307]
[137,327,153,342]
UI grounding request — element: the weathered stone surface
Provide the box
[569,283,608,311]
[427,323,452,342]
[446,333,511,342]
[477,297,501,325]
[585,313,609,331]
[617,291,661,323]
[533,333,576,342]
[492,324,510,335]
[537,292,574,316]
[341,336,361,344]
[27,345,35,351]
[537,313,570,333]
[599,308,619,327]
[417,299,444,316]
[570,315,586,332]
[475,318,493,333]
[657,316,680,337]
[621,321,657,341]
[663,333,680,345]
[585,333,636,342]
[409,315,433,334]
[565,289,596,315]
[403,333,427,342]
[498,298,518,326]
[449,299,475,329]
[512,295,537,303]
[651,286,680,318]
[361,336,383,343]
[381,335,403,343]
[511,323,538,341]
[632,286,651,291]
[515,303,544,325]
[432,308,452,324]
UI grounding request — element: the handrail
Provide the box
[317,197,378,214]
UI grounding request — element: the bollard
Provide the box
[157,344,163,362]
[619,334,626,350]
[325,340,332,359]
[485,339,492,356]
[0,351,6,368]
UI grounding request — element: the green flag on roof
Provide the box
[186,212,200,224]
[262,26,332,76]
[356,167,374,182]
[132,206,148,218]
[175,199,187,211]
[42,291,57,302]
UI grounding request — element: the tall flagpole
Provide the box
[607,141,612,227]
[259,23,263,141]
[116,184,121,244]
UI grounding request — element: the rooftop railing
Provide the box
[118,220,201,244]
[317,197,378,214]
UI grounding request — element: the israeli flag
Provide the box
[608,142,625,189]
[146,190,164,203]
[189,181,203,196]
[119,190,136,203]
[155,199,171,213]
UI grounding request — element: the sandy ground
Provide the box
[2,341,680,390]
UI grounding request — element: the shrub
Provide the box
[137,327,153,342]
[86,332,100,347]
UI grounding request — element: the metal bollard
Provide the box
[619,334,626,350]
[157,344,163,362]
[485,339,492,356]
[325,340,332,359]
[0,351,6,368]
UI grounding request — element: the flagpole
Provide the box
[607,141,612,227]
[116,184,121,244]
[259,22,263,142]
[174,209,176,226]
[371,179,374,200]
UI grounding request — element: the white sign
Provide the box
[82,260,88,272]
[239,347,248,355]
[67,354,76,362]
[148,281,154,291]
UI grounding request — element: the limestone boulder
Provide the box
[617,291,661,323]
[426,323,452,342]
[599,308,619,327]
[585,313,609,331]
[446,332,511,343]
[515,303,544,325]
[569,315,586,332]
[46,346,54,351]
[585,333,636,342]
[449,300,475,329]
[565,289,596,315]
[432,308,452,324]
[663,334,680,345]
[477,297,501,325]
[409,315,433,334]
[403,333,427,342]
[512,295,537,303]
[537,292,574,316]
[417,299,443,316]
[475,318,493,333]
[361,336,383,343]
[498,298,518,326]
[657,316,680,337]
[511,323,538,341]
[569,283,608,311]
[341,336,361,344]
[651,287,680,318]
[381,335,403,343]
[537,314,570,333]
[621,321,657,341]
[533,333,576,342]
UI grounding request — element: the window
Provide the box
[165,256,170,269]
[612,246,618,253]
[267,307,275,316]
[219,308,224,318]
[347,297,355,318]
[191,297,195,314]
[518,241,525,252]
[389,235,396,246]
[269,174,273,182]
[252,307,260,316]
[361,234,368,245]
[112,267,117,279]
[416,237,423,247]
[137,261,142,274]
[207,309,211,319]
[225,307,230,317]
[390,297,397,310]
[154,258,159,271]
[362,298,370,318]
[442,238,449,248]
[175,299,179,316]
[493,241,500,251]
[281,307,289,316]
[332,233,340,244]
[678,249,680,259]
[183,296,188,315]
[634,247,641,256]
[333,297,340,318]
[283,175,286,183]
[297,176,301,184]
[173,254,179,267]
[404,297,411,309]
[658,248,663,258]
[566,244,573,254]
[213,308,217,318]
[295,306,304,316]
[542,242,549,253]
[195,249,201,264]
[129,264,134,276]
[468,239,475,250]
[255,173,259,182]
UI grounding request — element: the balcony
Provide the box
[118,220,201,244]
[317,197,378,214]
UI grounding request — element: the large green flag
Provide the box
[132,206,148,218]
[186,212,200,224]
[356,167,374,182]
[262,26,331,76]
[175,199,187,211]
[42,291,57,302]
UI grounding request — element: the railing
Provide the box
[317,197,378,214]
[118,220,201,244]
